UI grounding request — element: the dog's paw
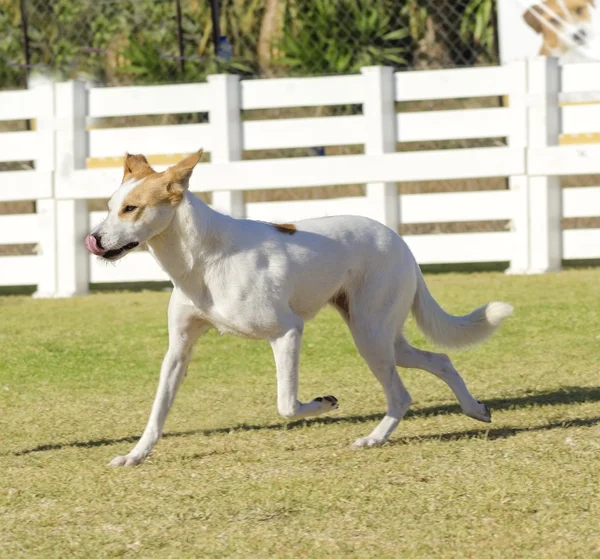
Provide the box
[108,454,145,467]
[352,436,386,449]
[313,395,339,412]
[464,401,492,423]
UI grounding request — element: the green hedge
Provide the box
[0,0,496,88]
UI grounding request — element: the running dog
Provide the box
[86,151,513,466]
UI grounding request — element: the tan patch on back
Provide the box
[271,223,297,235]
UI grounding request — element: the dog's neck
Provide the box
[147,191,235,287]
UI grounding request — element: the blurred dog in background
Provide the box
[523,0,595,62]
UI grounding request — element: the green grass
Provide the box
[1,269,600,558]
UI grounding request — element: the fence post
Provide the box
[526,57,562,273]
[54,81,90,296]
[505,59,530,275]
[30,76,58,298]
[361,66,398,230]
[208,74,245,218]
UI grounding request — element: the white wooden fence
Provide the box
[1,57,600,296]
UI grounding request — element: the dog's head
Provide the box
[524,0,595,54]
[85,150,203,261]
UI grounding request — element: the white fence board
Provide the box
[58,148,524,199]
[400,190,513,224]
[0,171,53,201]
[89,211,107,229]
[529,145,600,176]
[88,83,212,118]
[93,191,514,231]
[194,147,523,191]
[197,148,523,192]
[243,115,364,150]
[60,168,158,200]
[563,229,600,260]
[0,131,42,162]
[90,251,168,283]
[397,108,510,142]
[0,90,38,121]
[563,186,600,218]
[404,232,513,264]
[561,104,600,135]
[245,197,373,222]
[241,75,364,110]
[561,63,600,94]
[395,66,510,101]
[89,123,212,158]
[0,255,39,286]
[0,214,39,245]
[6,61,600,293]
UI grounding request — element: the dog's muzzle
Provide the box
[572,30,587,45]
[85,234,139,259]
[85,234,106,256]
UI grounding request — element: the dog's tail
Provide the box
[411,267,512,350]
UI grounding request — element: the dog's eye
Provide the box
[123,205,137,213]
[549,17,561,26]
[575,7,584,15]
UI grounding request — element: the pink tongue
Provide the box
[85,234,106,256]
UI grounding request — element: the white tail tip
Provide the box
[485,302,513,326]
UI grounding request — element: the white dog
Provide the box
[523,0,595,63]
[86,151,513,466]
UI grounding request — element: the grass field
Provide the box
[1,269,599,558]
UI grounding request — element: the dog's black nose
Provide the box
[92,233,104,250]
[573,30,587,44]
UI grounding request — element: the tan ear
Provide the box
[165,149,204,204]
[524,6,543,33]
[166,149,204,186]
[123,153,154,179]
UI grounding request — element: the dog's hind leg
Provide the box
[394,336,491,423]
[270,313,339,420]
[349,319,412,448]
[109,290,211,467]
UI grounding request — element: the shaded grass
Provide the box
[1,269,600,558]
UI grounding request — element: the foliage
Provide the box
[402,0,431,42]
[0,0,262,86]
[460,0,496,56]
[399,0,497,67]
[0,0,498,88]
[277,0,409,75]
[0,0,27,88]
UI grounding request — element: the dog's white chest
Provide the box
[179,286,277,339]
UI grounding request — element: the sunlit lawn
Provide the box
[1,269,599,557]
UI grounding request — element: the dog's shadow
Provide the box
[12,386,600,456]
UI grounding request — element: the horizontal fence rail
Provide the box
[57,147,525,199]
[1,58,600,295]
[394,65,511,101]
[240,75,365,109]
[88,83,213,118]
[88,123,214,159]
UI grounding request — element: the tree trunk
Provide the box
[258,0,287,77]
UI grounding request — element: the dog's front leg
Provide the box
[109,294,210,467]
[270,317,339,420]
[108,348,192,466]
